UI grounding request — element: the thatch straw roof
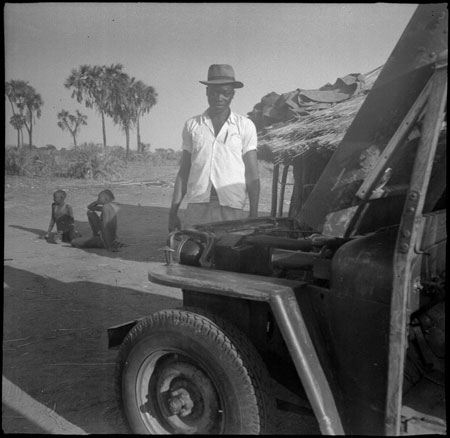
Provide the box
[257,66,383,164]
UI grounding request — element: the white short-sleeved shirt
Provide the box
[182,110,257,209]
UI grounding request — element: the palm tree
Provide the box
[57,109,88,148]
[106,74,158,158]
[96,63,128,148]
[9,114,25,147]
[65,64,125,149]
[6,81,24,147]
[65,65,103,146]
[5,80,43,148]
[131,81,157,153]
[109,74,135,158]
[23,86,43,148]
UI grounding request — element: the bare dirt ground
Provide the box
[3,162,318,434]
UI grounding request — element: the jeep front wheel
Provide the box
[115,307,274,434]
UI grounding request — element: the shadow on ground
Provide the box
[3,265,181,434]
[3,264,321,435]
[9,225,45,237]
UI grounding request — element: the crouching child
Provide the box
[71,189,122,252]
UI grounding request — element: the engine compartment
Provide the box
[166,216,350,285]
[165,210,446,432]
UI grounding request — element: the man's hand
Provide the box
[168,150,191,232]
[168,212,181,232]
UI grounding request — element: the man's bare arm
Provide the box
[46,205,55,236]
[100,204,117,251]
[87,200,103,212]
[243,149,260,218]
[169,150,191,231]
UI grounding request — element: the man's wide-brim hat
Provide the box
[199,64,244,88]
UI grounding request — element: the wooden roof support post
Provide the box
[271,163,280,217]
[278,164,291,217]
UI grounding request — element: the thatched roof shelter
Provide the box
[256,66,383,165]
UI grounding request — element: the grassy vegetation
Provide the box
[5,143,181,181]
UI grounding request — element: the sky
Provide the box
[4,3,418,151]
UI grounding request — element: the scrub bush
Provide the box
[5,146,57,177]
[65,143,125,180]
[5,146,33,176]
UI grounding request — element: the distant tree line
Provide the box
[5,63,158,158]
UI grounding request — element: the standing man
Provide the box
[168,64,260,231]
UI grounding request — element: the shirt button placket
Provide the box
[210,136,216,196]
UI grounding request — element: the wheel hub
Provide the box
[168,387,194,416]
[139,353,223,434]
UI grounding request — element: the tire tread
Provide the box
[114,306,274,434]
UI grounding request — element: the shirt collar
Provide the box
[201,110,237,126]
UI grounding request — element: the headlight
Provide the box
[179,238,204,266]
[166,230,215,267]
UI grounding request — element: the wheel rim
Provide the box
[135,350,224,434]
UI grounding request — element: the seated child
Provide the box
[71,189,122,252]
[45,189,78,243]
